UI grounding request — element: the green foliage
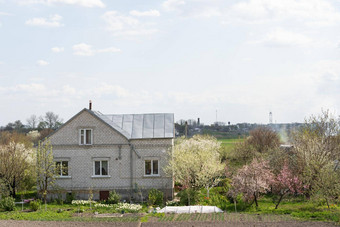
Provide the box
[0,196,15,211]
[65,192,75,204]
[148,188,163,206]
[29,200,41,211]
[198,187,230,210]
[178,189,199,205]
[107,190,121,204]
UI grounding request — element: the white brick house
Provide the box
[49,107,174,201]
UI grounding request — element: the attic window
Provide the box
[80,129,92,145]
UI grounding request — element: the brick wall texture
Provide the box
[49,109,174,201]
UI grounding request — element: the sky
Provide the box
[1,0,340,126]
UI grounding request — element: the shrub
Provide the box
[178,189,199,205]
[148,188,163,206]
[29,199,41,211]
[107,190,120,204]
[0,196,15,211]
[65,192,75,204]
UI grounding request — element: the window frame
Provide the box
[55,160,70,178]
[144,158,160,177]
[79,128,93,145]
[92,159,110,178]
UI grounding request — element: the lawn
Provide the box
[0,198,339,224]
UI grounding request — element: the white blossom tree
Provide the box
[164,135,225,204]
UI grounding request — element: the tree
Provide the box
[232,127,281,165]
[36,139,56,203]
[0,139,33,197]
[164,135,225,204]
[292,110,340,195]
[312,162,340,208]
[230,158,274,207]
[26,115,38,129]
[272,161,304,209]
[44,112,63,129]
[248,126,281,153]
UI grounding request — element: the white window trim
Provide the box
[55,160,71,178]
[79,128,93,145]
[144,158,160,177]
[92,159,110,178]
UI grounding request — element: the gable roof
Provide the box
[94,112,175,139]
[49,108,174,141]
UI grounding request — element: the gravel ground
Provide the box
[0,220,336,227]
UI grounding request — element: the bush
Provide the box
[178,189,199,205]
[0,196,15,211]
[199,187,230,210]
[107,190,121,204]
[65,192,75,204]
[29,199,41,211]
[148,189,163,206]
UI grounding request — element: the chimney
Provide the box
[89,100,92,110]
[197,118,200,126]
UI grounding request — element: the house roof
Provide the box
[93,111,174,139]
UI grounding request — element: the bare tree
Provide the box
[248,126,281,153]
[27,115,38,129]
[232,127,281,165]
[44,112,63,129]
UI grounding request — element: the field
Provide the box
[218,138,244,150]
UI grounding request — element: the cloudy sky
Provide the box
[1,0,340,126]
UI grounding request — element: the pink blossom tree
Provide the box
[272,161,304,209]
[230,158,274,207]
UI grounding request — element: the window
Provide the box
[80,129,92,145]
[144,159,159,176]
[55,161,68,177]
[94,160,108,176]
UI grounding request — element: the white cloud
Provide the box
[0,12,13,16]
[162,0,185,12]
[16,0,105,8]
[129,10,160,17]
[26,14,63,28]
[51,46,64,53]
[0,61,3,65]
[72,43,121,56]
[102,11,158,37]
[96,47,121,53]
[73,43,94,56]
[250,28,314,47]
[227,0,340,26]
[36,60,49,66]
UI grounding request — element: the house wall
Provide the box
[49,110,173,201]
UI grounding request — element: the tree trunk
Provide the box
[254,192,258,207]
[275,194,285,209]
[187,190,191,206]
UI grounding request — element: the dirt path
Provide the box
[0,220,336,227]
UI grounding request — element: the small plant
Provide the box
[0,196,15,211]
[29,199,41,211]
[66,192,75,204]
[178,189,199,205]
[107,190,121,204]
[148,188,163,206]
[166,200,179,206]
